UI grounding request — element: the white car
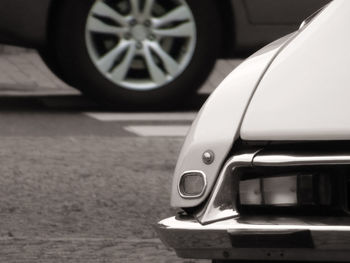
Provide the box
[156,1,350,262]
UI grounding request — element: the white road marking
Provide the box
[85,112,197,122]
[0,237,161,243]
[124,125,190,137]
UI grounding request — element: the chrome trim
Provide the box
[156,216,350,261]
[299,3,329,30]
[178,171,207,199]
[195,149,262,225]
[253,151,350,166]
[158,148,350,259]
[299,20,307,30]
[195,149,350,225]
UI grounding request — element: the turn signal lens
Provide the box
[240,175,298,206]
[263,176,297,205]
[179,171,206,198]
[239,179,262,205]
[238,167,341,215]
[239,173,324,207]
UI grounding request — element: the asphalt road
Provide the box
[0,95,204,263]
[0,50,242,262]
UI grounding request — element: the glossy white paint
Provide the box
[171,34,295,208]
[241,0,350,141]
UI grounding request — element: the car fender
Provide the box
[171,33,296,208]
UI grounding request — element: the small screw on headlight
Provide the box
[202,150,215,165]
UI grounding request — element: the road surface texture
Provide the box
[0,47,242,262]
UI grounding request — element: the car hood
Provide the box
[241,0,350,141]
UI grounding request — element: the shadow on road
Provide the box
[0,93,210,112]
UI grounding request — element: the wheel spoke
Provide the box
[87,16,126,35]
[111,42,137,82]
[86,0,196,90]
[129,0,140,17]
[92,1,128,26]
[153,22,194,37]
[143,45,167,84]
[148,42,179,77]
[97,40,131,73]
[142,0,155,19]
[153,6,192,28]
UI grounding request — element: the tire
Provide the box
[212,261,290,263]
[38,48,77,87]
[51,0,222,107]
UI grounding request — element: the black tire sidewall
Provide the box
[55,0,222,107]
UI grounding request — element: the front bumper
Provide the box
[159,148,350,261]
[156,215,350,261]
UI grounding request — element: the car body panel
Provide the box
[171,34,294,208]
[241,0,350,141]
[0,0,329,56]
[243,0,330,25]
[0,0,51,47]
[225,0,330,54]
[230,0,297,52]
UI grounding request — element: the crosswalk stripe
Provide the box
[124,125,190,137]
[85,112,197,122]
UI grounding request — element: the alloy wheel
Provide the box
[85,0,197,91]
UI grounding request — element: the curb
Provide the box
[0,45,32,54]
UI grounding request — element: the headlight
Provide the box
[238,167,336,215]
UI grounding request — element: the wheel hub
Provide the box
[131,24,149,41]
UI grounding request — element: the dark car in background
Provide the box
[0,0,330,106]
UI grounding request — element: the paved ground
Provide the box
[0,48,242,262]
[0,48,241,95]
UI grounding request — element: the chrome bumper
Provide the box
[159,148,350,260]
[156,216,350,261]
